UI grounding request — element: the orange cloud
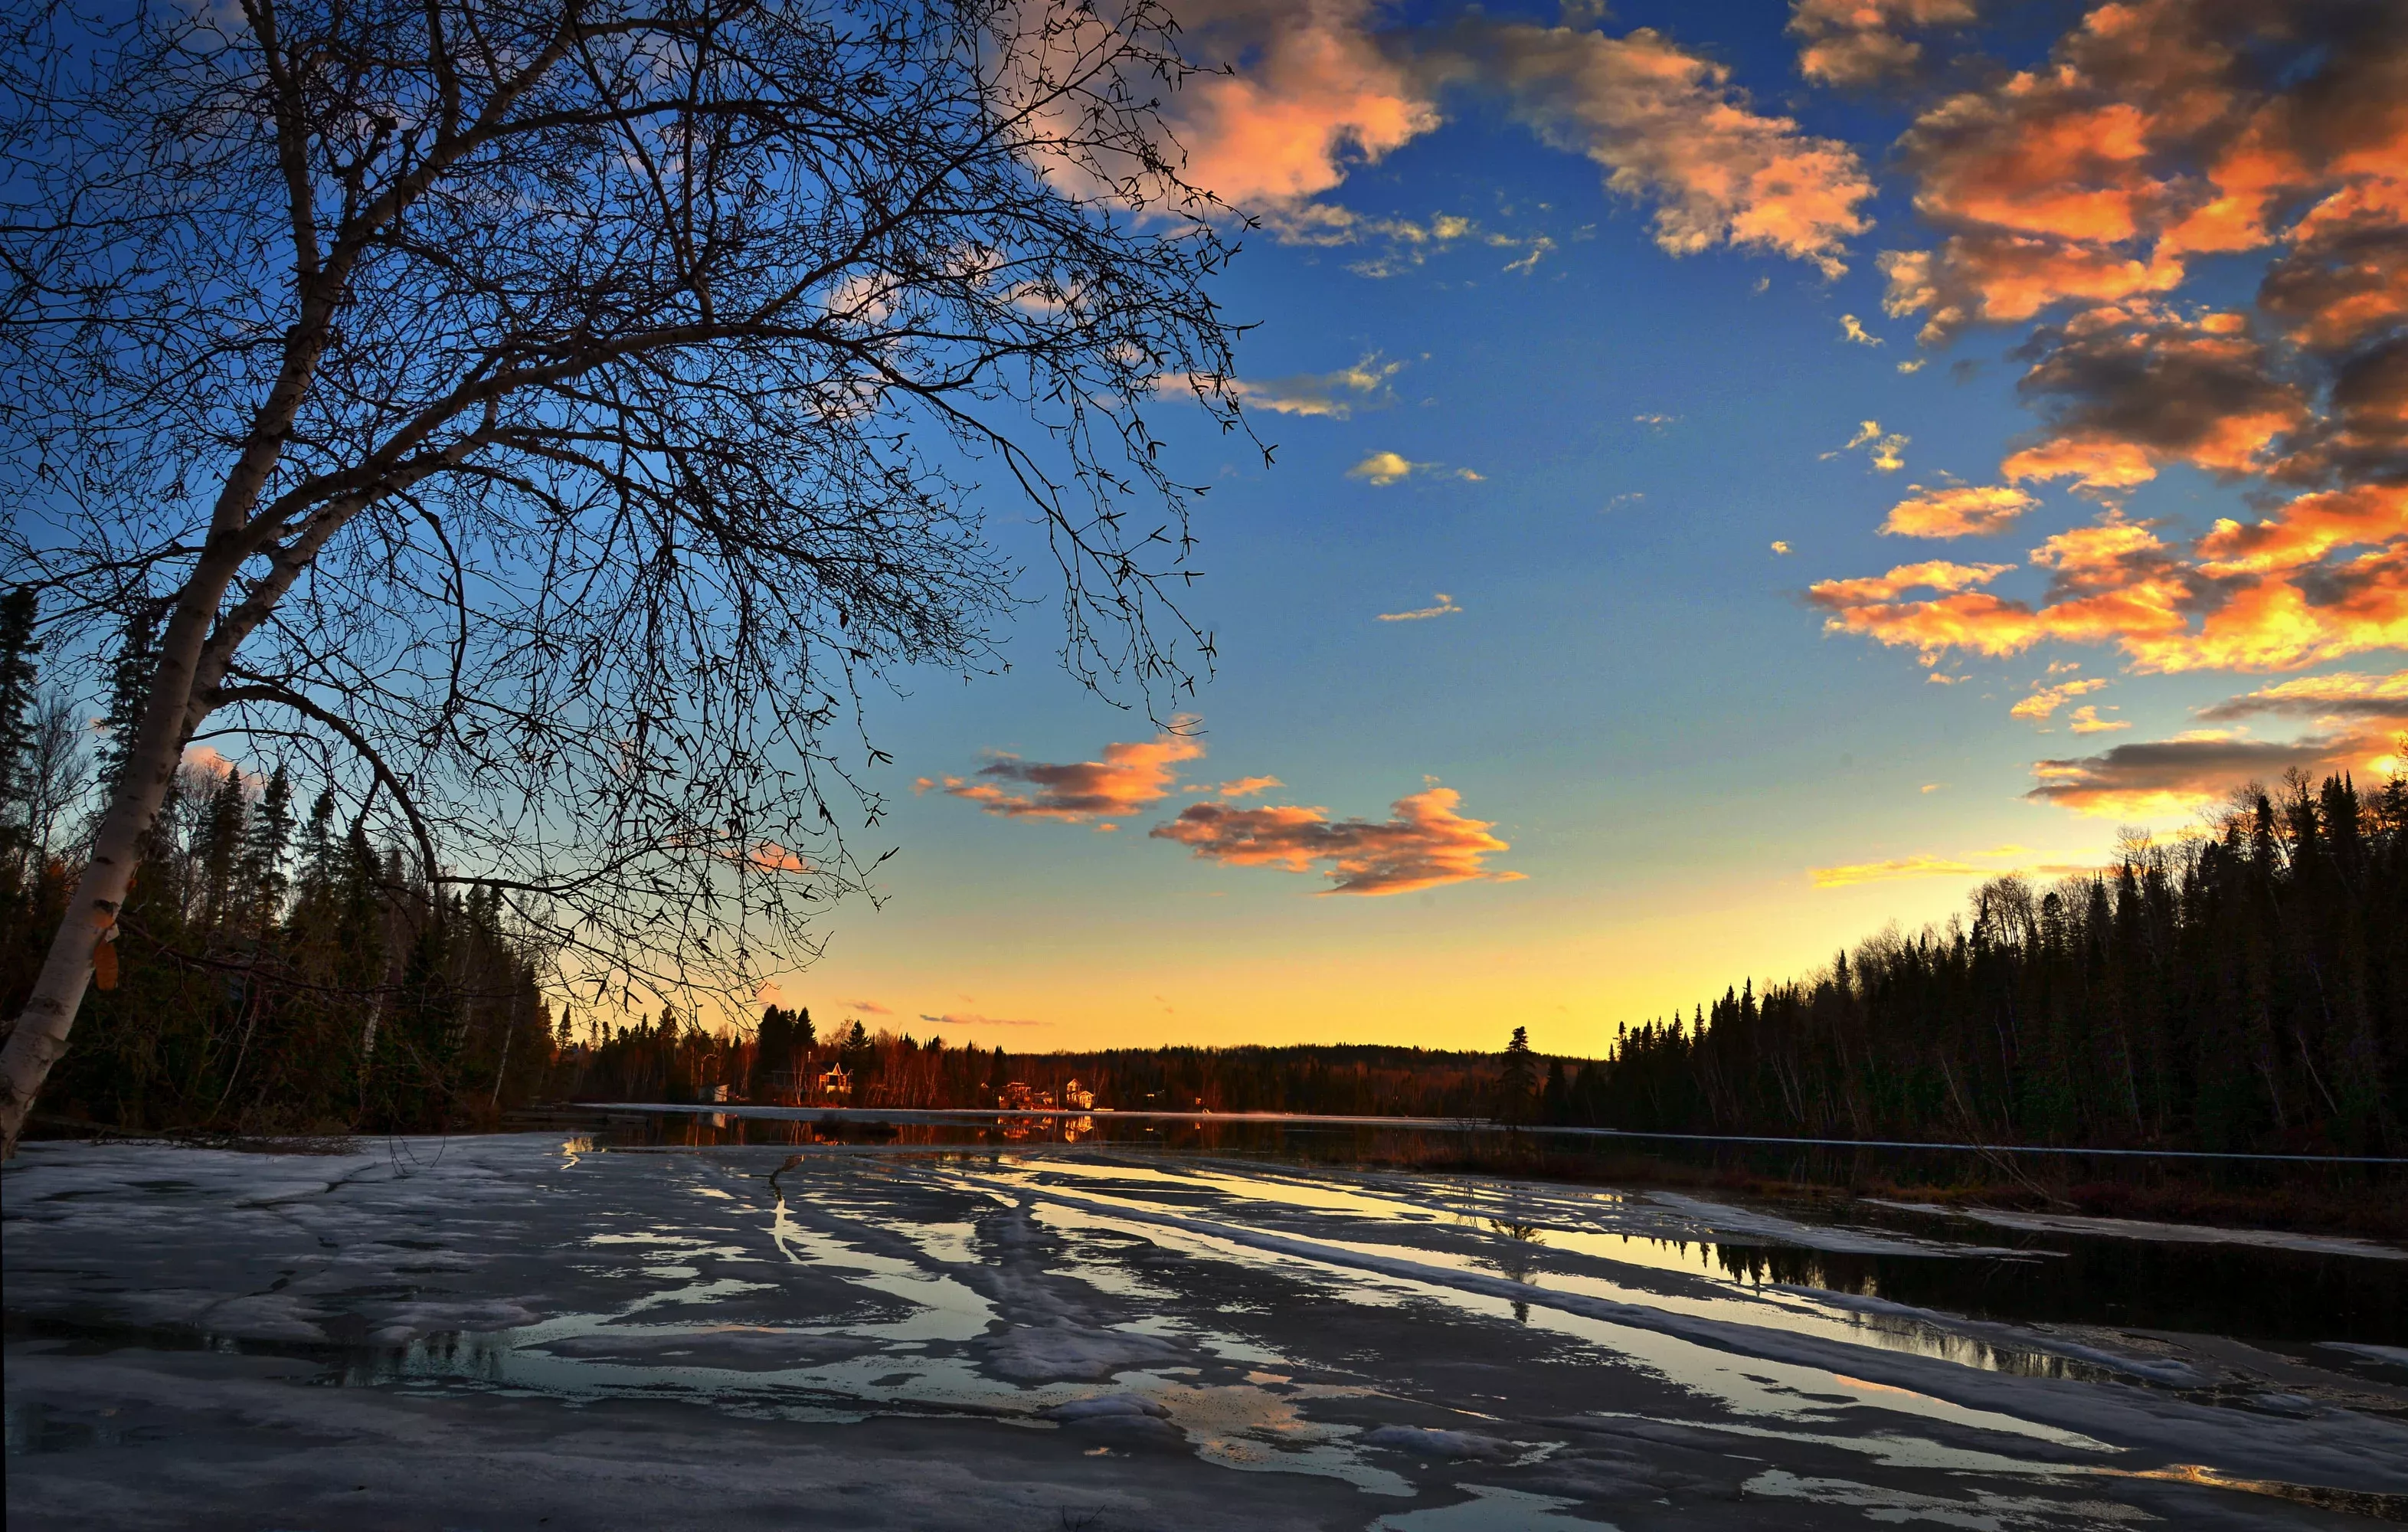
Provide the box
[1880,238,2181,341]
[2197,483,2408,574]
[1997,436,2157,494]
[1877,0,2408,354]
[2010,676,2109,721]
[924,727,1206,824]
[1790,0,1978,88]
[1163,0,1438,210]
[1150,785,1522,895]
[1418,20,1875,276]
[1880,483,2039,538]
[1808,559,2014,607]
[2118,550,2408,673]
[1819,493,2408,674]
[1209,775,1284,798]
[1809,843,2101,886]
[1809,854,1985,887]
[2067,704,2128,733]
[736,841,813,874]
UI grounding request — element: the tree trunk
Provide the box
[0,558,239,1156]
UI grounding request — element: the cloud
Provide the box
[1813,504,2408,674]
[1840,313,1884,346]
[2196,669,2408,722]
[1875,0,2408,349]
[1348,452,1479,486]
[2196,483,2408,575]
[1898,357,1928,373]
[842,999,893,1016]
[733,840,814,874]
[1160,0,1438,211]
[1808,558,2014,607]
[1376,592,1463,622]
[1880,483,2039,538]
[1810,843,2099,886]
[2024,729,2391,817]
[1205,353,1407,418]
[1789,0,1978,87]
[1150,785,1522,895]
[1921,782,1944,791]
[1500,235,1557,276]
[1809,854,1985,887]
[1771,540,1793,555]
[180,744,266,792]
[1633,413,1678,428]
[1157,5,1878,282]
[2067,704,2128,733]
[1414,18,1876,277]
[918,1011,1046,1030]
[1824,419,1909,471]
[1208,775,1284,798]
[921,726,1206,824]
[1349,450,1421,486]
[2010,676,2108,721]
[1997,304,2308,494]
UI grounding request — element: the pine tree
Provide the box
[195,766,248,935]
[240,765,295,932]
[94,597,163,800]
[1499,1026,1537,1123]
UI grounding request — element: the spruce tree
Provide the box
[240,765,295,931]
[93,597,162,800]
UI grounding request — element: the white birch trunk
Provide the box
[0,558,240,1154]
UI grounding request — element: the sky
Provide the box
[766,0,2408,1057]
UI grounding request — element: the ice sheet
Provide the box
[7,1137,2405,1530]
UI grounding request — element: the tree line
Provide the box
[1555,771,2407,1156]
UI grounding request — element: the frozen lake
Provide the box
[6,1134,2406,1529]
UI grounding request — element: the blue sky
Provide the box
[738,0,2408,1052]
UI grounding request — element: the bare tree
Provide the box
[21,690,90,865]
[0,0,1249,1152]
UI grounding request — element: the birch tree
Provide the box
[0,0,1246,1152]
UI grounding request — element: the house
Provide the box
[816,1062,852,1100]
[1062,1079,1095,1110]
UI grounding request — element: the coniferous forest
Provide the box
[1564,771,2408,1157]
[1,592,558,1134]
[6,590,2405,1155]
